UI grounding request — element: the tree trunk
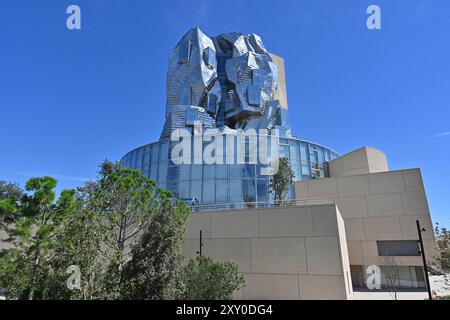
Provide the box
[28,246,41,300]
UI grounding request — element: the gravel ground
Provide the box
[430,275,450,298]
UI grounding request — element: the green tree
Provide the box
[80,161,176,299]
[0,180,23,228]
[268,157,295,204]
[181,256,245,300]
[0,162,190,300]
[435,223,450,270]
[0,177,76,299]
[0,180,23,201]
[2,161,248,300]
[120,194,190,299]
[44,194,104,300]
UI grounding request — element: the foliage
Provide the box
[0,180,23,201]
[0,161,245,301]
[0,180,23,228]
[80,161,171,299]
[434,223,450,270]
[268,157,295,203]
[0,177,77,299]
[0,161,194,300]
[181,256,245,300]
[46,199,104,299]
[120,196,190,299]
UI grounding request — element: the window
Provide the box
[166,181,177,194]
[202,180,215,203]
[204,164,215,179]
[179,87,190,105]
[216,180,228,202]
[158,161,167,182]
[244,139,257,163]
[149,163,158,180]
[159,143,169,161]
[324,149,331,162]
[290,160,301,180]
[247,85,261,106]
[178,181,190,198]
[280,145,289,158]
[243,164,255,178]
[311,170,320,178]
[229,179,242,202]
[178,40,191,64]
[136,150,142,169]
[243,179,256,202]
[301,163,311,176]
[190,180,202,201]
[377,240,420,256]
[202,47,214,68]
[143,148,150,166]
[318,147,325,163]
[167,165,178,182]
[252,69,264,86]
[216,165,228,179]
[186,108,200,126]
[257,179,268,202]
[151,144,159,163]
[229,164,241,178]
[310,150,318,163]
[191,164,202,179]
[352,265,426,289]
[207,93,218,114]
[300,143,309,162]
[289,142,300,160]
[129,152,135,169]
[179,164,190,180]
[379,266,426,289]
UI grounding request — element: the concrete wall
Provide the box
[329,147,388,177]
[295,151,437,268]
[183,204,353,300]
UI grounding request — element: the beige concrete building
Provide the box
[183,203,353,299]
[183,147,437,299]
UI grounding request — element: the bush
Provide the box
[181,256,245,300]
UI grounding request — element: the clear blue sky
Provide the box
[0,0,449,227]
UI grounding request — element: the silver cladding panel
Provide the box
[160,27,284,141]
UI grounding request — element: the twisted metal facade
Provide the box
[160,28,290,141]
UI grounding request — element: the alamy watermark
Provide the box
[170,128,281,176]
[367,4,382,30]
[66,265,81,290]
[66,5,81,30]
[62,263,385,291]
[366,265,382,290]
[64,5,382,32]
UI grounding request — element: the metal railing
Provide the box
[190,198,334,213]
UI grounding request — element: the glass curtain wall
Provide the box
[121,137,339,205]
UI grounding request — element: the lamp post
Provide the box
[416,220,432,300]
[196,230,203,257]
